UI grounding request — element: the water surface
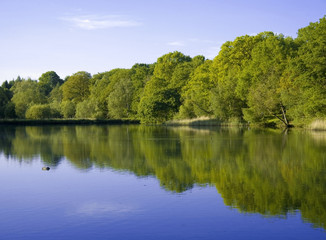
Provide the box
[0,125,325,239]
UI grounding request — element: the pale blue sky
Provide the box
[0,0,325,83]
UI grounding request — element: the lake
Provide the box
[0,125,325,240]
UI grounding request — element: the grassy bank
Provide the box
[165,117,326,131]
[165,117,248,127]
[307,119,326,131]
[0,119,140,126]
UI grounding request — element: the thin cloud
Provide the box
[188,38,214,44]
[167,38,215,47]
[167,41,185,46]
[61,15,141,30]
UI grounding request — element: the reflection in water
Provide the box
[71,202,138,217]
[0,125,325,229]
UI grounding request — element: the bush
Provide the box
[75,100,96,119]
[61,101,76,118]
[25,104,52,119]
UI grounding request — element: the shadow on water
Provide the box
[0,125,326,229]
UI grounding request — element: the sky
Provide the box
[0,0,325,83]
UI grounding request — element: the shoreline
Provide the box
[0,118,325,131]
[0,119,140,126]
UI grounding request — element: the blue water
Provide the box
[0,125,325,239]
[0,158,323,240]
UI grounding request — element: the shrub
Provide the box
[61,100,76,118]
[25,104,52,119]
[75,100,96,119]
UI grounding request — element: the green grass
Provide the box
[165,117,248,126]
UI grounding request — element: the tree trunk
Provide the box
[280,104,289,126]
[272,104,292,128]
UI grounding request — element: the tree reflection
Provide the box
[0,125,325,229]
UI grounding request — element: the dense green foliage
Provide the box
[1,17,325,126]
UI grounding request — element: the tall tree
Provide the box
[62,71,91,103]
[153,51,192,81]
[138,51,192,123]
[210,35,258,120]
[38,71,63,96]
[107,77,134,119]
[242,33,296,127]
[88,69,132,119]
[178,60,213,118]
[11,79,46,118]
[138,78,181,123]
[104,69,133,119]
[281,16,326,121]
[88,72,112,118]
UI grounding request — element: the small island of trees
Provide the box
[0,16,325,128]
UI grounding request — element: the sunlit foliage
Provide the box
[1,16,325,125]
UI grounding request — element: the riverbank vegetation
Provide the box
[0,17,325,128]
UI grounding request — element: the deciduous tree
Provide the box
[11,79,46,118]
[38,71,63,96]
[62,71,91,103]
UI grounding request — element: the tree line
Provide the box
[1,16,325,127]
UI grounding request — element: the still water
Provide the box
[0,125,325,240]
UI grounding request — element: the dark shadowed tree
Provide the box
[38,71,63,96]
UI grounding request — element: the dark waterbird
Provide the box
[42,167,50,171]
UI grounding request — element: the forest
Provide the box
[0,16,325,127]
